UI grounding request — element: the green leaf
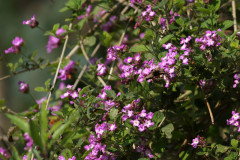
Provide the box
[84,36,96,47]
[5,114,30,133]
[31,50,38,60]
[105,90,117,98]
[161,123,174,139]
[208,0,221,12]
[30,120,43,150]
[175,17,184,26]
[152,111,164,126]
[51,110,79,143]
[231,139,238,149]
[79,86,91,98]
[109,108,118,120]
[129,45,149,52]
[34,87,46,92]
[138,158,148,160]
[215,144,229,154]
[144,29,155,40]
[44,79,51,88]
[153,0,168,8]
[32,148,43,160]
[52,23,60,32]
[159,34,174,46]
[221,20,234,30]
[11,145,21,160]
[40,100,48,149]
[216,31,227,39]
[100,31,112,47]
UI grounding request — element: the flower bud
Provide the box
[18,81,29,94]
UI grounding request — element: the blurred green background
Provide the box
[0,0,69,144]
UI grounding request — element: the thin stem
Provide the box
[79,41,106,87]
[45,23,72,110]
[232,0,237,32]
[65,45,80,59]
[201,87,214,125]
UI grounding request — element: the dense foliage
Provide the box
[1,0,240,159]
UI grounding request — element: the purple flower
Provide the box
[58,60,76,80]
[49,102,63,116]
[46,35,60,53]
[23,155,36,160]
[232,111,240,120]
[0,147,8,159]
[23,14,39,28]
[144,120,154,128]
[24,133,33,150]
[58,155,65,160]
[191,137,199,148]
[18,81,29,94]
[36,96,47,109]
[124,57,133,64]
[12,37,24,47]
[144,148,154,158]
[138,124,145,132]
[109,123,117,131]
[56,28,66,37]
[131,119,140,127]
[5,37,24,54]
[97,63,107,76]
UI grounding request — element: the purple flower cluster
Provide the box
[195,29,222,52]
[24,133,33,150]
[142,5,155,21]
[233,73,240,88]
[227,111,240,132]
[84,131,116,159]
[5,37,24,54]
[78,5,91,20]
[159,11,180,29]
[58,155,76,160]
[135,138,154,158]
[130,0,143,7]
[46,28,66,53]
[107,44,127,62]
[58,60,77,81]
[60,85,82,104]
[97,85,120,111]
[191,135,206,148]
[0,147,8,159]
[18,81,29,94]
[121,101,154,132]
[23,14,38,28]
[134,5,155,29]
[100,16,117,32]
[84,135,116,160]
[97,64,107,76]
[179,36,192,65]
[119,49,175,87]
[169,11,180,24]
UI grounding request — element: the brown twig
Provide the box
[232,0,237,32]
[65,45,80,59]
[79,41,106,87]
[201,87,214,125]
[45,23,72,110]
[158,116,166,128]
[72,43,101,90]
